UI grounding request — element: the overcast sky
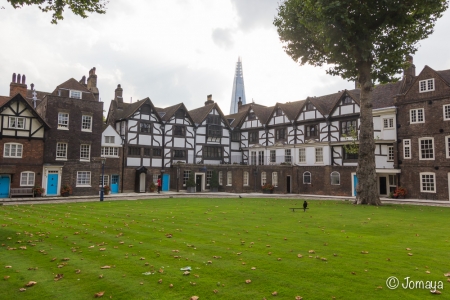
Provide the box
[1,0,450,115]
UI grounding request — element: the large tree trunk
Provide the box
[354,61,382,205]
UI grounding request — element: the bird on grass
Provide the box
[303,201,308,212]
[239,195,242,198]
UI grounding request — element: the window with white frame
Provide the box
[420,172,435,192]
[243,171,249,186]
[403,139,411,159]
[330,171,340,185]
[4,143,23,158]
[419,78,435,92]
[81,115,92,131]
[20,172,35,186]
[56,142,67,159]
[227,171,232,186]
[446,136,450,159]
[315,147,323,163]
[101,146,119,157]
[58,112,69,129]
[9,116,25,129]
[183,171,190,187]
[218,171,223,185]
[419,137,434,160]
[272,172,278,186]
[70,90,82,99]
[303,171,311,184]
[99,175,109,187]
[105,136,115,143]
[77,171,91,186]
[298,148,306,163]
[153,174,159,183]
[206,171,212,187]
[270,150,276,163]
[80,144,91,161]
[410,108,424,124]
[261,172,267,185]
[250,151,256,165]
[285,149,292,163]
[388,175,397,193]
[443,105,450,121]
[388,146,394,161]
[383,118,394,129]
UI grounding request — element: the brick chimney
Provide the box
[10,73,27,98]
[403,55,416,85]
[115,84,123,109]
[205,94,214,106]
[87,67,99,100]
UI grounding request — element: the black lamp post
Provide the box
[100,157,106,201]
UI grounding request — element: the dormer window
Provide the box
[248,112,256,120]
[419,79,435,92]
[9,117,25,129]
[175,109,185,119]
[70,90,82,99]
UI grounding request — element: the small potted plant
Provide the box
[393,186,407,198]
[209,170,219,192]
[33,185,45,197]
[60,184,73,197]
[186,172,196,193]
[262,183,274,194]
[149,182,156,192]
[103,185,111,195]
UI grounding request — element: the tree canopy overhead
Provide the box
[274,0,448,83]
[274,0,448,205]
[7,0,108,24]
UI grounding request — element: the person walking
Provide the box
[157,176,162,194]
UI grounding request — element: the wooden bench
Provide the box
[10,188,34,198]
[289,207,308,212]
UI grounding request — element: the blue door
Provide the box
[47,173,59,195]
[162,174,170,191]
[111,175,119,194]
[0,175,10,198]
[353,174,358,196]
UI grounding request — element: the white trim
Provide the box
[20,171,35,186]
[4,143,23,158]
[418,137,434,160]
[382,117,394,129]
[303,171,311,184]
[243,171,249,186]
[410,108,424,124]
[8,116,26,129]
[70,90,82,99]
[81,115,92,132]
[76,171,91,187]
[330,171,340,185]
[272,172,278,187]
[444,104,450,121]
[420,172,436,193]
[403,139,411,159]
[419,78,435,93]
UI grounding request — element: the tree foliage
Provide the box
[7,0,108,24]
[274,0,448,205]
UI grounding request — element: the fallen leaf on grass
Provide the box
[99,248,106,251]
[376,286,383,289]
[245,279,251,284]
[444,272,450,277]
[19,288,26,292]
[295,297,303,300]
[297,254,303,258]
[361,251,369,254]
[100,266,111,269]
[4,276,10,280]
[272,291,278,296]
[54,274,63,281]
[25,281,37,287]
[426,271,431,274]
[95,291,105,298]
[308,250,315,254]
[408,253,413,256]
[190,297,199,300]
[4,266,12,268]
[431,290,441,294]
[406,248,411,251]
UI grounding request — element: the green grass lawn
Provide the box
[1,198,449,299]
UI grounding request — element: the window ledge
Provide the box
[56,158,67,161]
[76,185,91,188]
[57,127,69,130]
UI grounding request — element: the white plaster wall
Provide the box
[139,135,152,146]
[127,157,140,166]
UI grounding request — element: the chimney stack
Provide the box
[205,94,214,106]
[10,72,27,98]
[79,75,86,86]
[403,55,416,85]
[115,84,124,109]
[87,67,99,100]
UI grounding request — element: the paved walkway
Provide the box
[1,191,450,207]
